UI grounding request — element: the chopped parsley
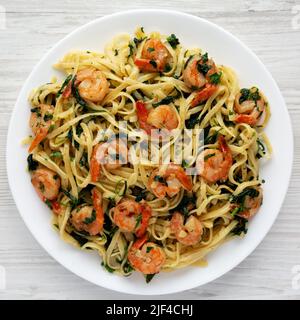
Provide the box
[83,209,96,224]
[146,246,153,253]
[147,47,155,52]
[197,61,211,75]
[149,60,157,68]
[50,151,62,158]
[154,175,166,184]
[167,34,180,49]
[43,113,53,122]
[204,153,215,161]
[163,63,172,73]
[209,72,222,85]
[135,214,142,229]
[239,87,261,104]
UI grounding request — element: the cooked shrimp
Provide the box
[170,212,203,246]
[236,187,263,219]
[31,167,60,201]
[113,199,152,237]
[148,163,193,199]
[75,68,109,103]
[29,104,54,152]
[183,54,219,107]
[71,187,104,236]
[134,39,171,72]
[136,101,179,135]
[234,87,266,126]
[127,235,166,274]
[90,139,128,182]
[197,135,232,183]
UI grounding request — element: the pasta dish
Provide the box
[25,28,271,282]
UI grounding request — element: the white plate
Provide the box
[6,9,293,295]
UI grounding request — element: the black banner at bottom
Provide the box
[0,300,297,318]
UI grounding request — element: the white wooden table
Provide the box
[0,0,299,300]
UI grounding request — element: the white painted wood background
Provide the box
[0,0,299,300]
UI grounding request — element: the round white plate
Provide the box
[7,9,293,295]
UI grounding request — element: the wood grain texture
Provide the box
[0,0,299,300]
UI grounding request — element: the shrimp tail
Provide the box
[136,101,154,134]
[235,114,257,126]
[28,128,48,152]
[218,135,232,163]
[165,164,193,191]
[132,234,148,250]
[134,58,158,72]
[90,148,101,182]
[135,203,152,238]
[92,187,104,231]
[191,84,217,107]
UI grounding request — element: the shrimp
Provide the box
[197,135,232,184]
[183,54,219,107]
[29,104,54,152]
[113,199,152,237]
[71,187,104,236]
[127,235,166,274]
[236,187,263,219]
[135,101,179,135]
[170,212,203,246]
[75,68,109,103]
[90,139,128,182]
[134,39,171,72]
[148,163,193,199]
[234,87,266,126]
[31,167,60,201]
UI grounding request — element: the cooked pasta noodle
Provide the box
[25,28,271,281]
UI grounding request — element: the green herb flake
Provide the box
[167,34,180,49]
[135,214,142,229]
[147,47,155,52]
[149,60,157,68]
[209,72,222,85]
[43,113,53,122]
[204,153,215,161]
[83,209,96,224]
[50,151,62,158]
[146,246,153,253]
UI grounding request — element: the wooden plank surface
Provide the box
[0,0,299,299]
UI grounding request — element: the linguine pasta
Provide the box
[25,28,271,281]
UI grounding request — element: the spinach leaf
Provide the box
[27,154,38,171]
[56,74,73,98]
[70,231,88,246]
[231,216,248,235]
[71,76,88,110]
[145,274,155,283]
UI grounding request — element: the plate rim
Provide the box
[6,9,294,295]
